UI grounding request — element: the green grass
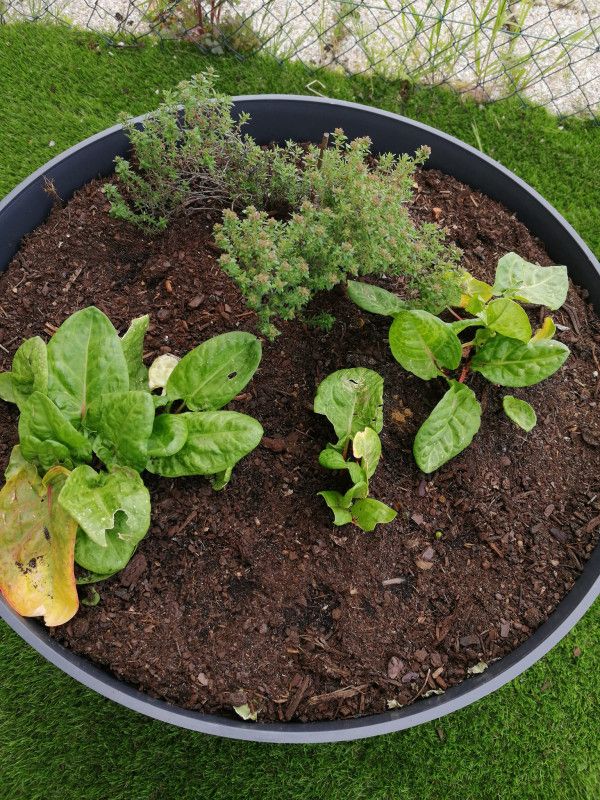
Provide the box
[0,22,599,800]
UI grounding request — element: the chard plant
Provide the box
[0,307,263,626]
[314,368,397,532]
[348,252,570,473]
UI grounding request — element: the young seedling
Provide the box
[348,252,570,473]
[0,307,263,626]
[314,368,397,532]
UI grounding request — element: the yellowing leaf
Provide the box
[467,661,488,675]
[233,703,258,721]
[531,316,556,342]
[0,465,78,626]
[459,274,493,309]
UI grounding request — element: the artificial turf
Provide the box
[0,22,598,800]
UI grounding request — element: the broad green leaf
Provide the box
[76,569,118,585]
[351,498,397,532]
[0,464,78,626]
[471,336,570,387]
[121,315,150,390]
[482,298,532,343]
[146,411,263,478]
[413,382,482,473]
[85,390,155,471]
[4,446,29,480]
[449,318,484,335]
[167,331,261,411]
[314,368,383,444]
[149,354,180,391]
[19,391,92,470]
[503,396,537,432]
[0,372,15,404]
[20,440,71,472]
[59,464,150,549]
[389,310,462,380]
[464,295,487,315]
[492,253,568,310]
[11,337,48,410]
[318,490,353,526]
[474,327,494,348]
[347,281,405,316]
[74,507,148,575]
[318,446,347,470]
[342,480,368,504]
[318,446,365,485]
[531,316,556,342]
[47,307,129,424]
[147,414,188,458]
[459,274,494,309]
[352,427,381,479]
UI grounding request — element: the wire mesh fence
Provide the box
[2,1,599,118]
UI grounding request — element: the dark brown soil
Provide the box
[1,167,599,724]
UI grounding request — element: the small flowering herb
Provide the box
[348,252,570,472]
[314,368,396,532]
[216,131,463,338]
[0,307,263,626]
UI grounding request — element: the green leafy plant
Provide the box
[104,70,308,231]
[314,368,397,532]
[216,131,463,338]
[348,252,570,473]
[0,307,263,625]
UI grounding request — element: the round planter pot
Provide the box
[0,96,599,743]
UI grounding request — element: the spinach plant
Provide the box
[0,307,263,626]
[348,252,570,473]
[314,368,397,532]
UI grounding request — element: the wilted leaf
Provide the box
[471,336,570,387]
[413,382,482,473]
[233,703,257,721]
[502,396,537,432]
[0,464,78,626]
[389,310,462,380]
[386,699,403,709]
[493,253,568,309]
[148,354,180,392]
[531,316,556,342]
[167,331,261,411]
[467,661,488,675]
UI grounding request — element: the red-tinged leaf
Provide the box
[0,464,78,626]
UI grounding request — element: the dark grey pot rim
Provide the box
[0,95,599,744]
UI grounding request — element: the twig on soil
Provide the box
[307,684,368,706]
[411,669,431,702]
[285,675,311,720]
